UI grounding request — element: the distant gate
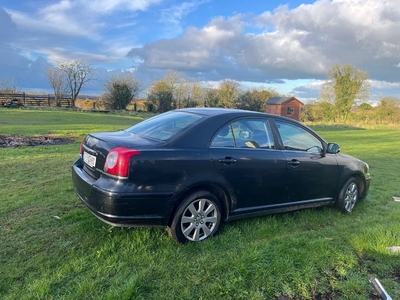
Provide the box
[0,92,72,107]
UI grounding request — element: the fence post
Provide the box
[23,92,26,105]
[48,94,50,106]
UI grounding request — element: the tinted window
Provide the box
[211,119,274,149]
[210,124,235,147]
[275,121,323,153]
[126,111,204,141]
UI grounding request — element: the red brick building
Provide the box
[265,96,304,121]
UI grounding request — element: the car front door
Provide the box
[274,120,339,202]
[210,118,287,214]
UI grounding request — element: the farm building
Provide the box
[265,96,304,121]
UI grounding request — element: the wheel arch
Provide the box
[353,172,368,200]
[167,183,231,226]
[337,171,367,200]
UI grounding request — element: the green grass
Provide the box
[1,108,400,299]
[0,108,153,137]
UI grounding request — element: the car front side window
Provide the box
[275,121,323,153]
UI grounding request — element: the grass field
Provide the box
[1,108,399,299]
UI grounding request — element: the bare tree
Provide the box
[174,76,205,108]
[0,77,18,94]
[46,67,68,106]
[57,60,95,107]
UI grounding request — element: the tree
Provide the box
[147,80,174,112]
[46,67,67,106]
[169,70,190,109]
[57,60,95,107]
[315,100,336,122]
[374,96,400,123]
[188,81,206,107]
[358,102,373,111]
[204,80,240,108]
[204,88,220,107]
[174,78,206,108]
[102,74,142,110]
[320,64,370,121]
[235,88,279,112]
[147,70,206,112]
[163,70,206,109]
[146,70,181,112]
[0,77,18,93]
[218,80,240,108]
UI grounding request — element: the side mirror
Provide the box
[326,143,341,154]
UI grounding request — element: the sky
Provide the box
[1,0,400,102]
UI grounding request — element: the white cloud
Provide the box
[2,0,168,66]
[160,1,209,37]
[129,15,245,74]
[1,0,400,97]
[370,79,400,90]
[130,0,400,84]
[85,0,164,13]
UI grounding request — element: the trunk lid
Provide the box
[81,130,163,179]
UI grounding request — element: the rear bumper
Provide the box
[71,158,175,227]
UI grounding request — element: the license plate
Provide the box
[83,151,96,168]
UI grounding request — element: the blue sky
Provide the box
[1,0,400,102]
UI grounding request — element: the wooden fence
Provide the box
[1,92,148,111]
[0,92,73,107]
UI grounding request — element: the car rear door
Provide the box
[209,118,287,213]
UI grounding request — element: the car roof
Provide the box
[176,107,271,117]
[175,107,304,125]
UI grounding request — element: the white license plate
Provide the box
[83,151,96,168]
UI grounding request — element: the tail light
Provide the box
[104,147,140,178]
[79,137,85,154]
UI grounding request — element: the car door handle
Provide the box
[218,157,237,165]
[288,159,300,167]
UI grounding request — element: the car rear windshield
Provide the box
[126,111,205,142]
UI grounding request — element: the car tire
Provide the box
[168,190,222,243]
[337,177,359,214]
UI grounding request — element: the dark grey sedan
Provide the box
[72,108,371,243]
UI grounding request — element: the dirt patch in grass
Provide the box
[0,135,74,148]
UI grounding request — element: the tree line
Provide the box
[144,70,280,112]
[1,60,399,124]
[45,62,281,112]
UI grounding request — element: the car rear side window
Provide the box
[126,111,204,142]
[211,119,275,149]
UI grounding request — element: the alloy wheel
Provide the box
[344,182,358,212]
[180,198,219,242]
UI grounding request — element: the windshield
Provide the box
[126,111,204,142]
